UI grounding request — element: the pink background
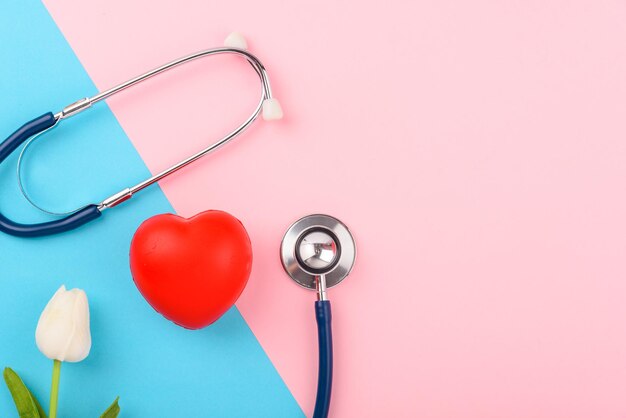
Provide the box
[43,1,626,416]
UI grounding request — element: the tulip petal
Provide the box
[35,286,91,362]
[63,290,91,363]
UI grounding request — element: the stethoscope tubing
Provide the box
[0,113,102,237]
[313,300,333,418]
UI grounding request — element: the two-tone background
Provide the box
[1,1,625,417]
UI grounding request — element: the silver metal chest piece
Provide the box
[280,214,356,290]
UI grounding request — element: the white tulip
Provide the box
[35,285,91,363]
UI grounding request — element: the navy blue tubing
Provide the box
[0,113,101,237]
[313,300,333,418]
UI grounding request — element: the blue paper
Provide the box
[0,2,303,416]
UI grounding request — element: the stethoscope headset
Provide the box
[0,38,281,237]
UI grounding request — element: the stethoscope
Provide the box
[2,34,356,418]
[0,34,282,238]
[281,214,357,418]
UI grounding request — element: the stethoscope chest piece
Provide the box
[280,214,356,290]
[280,214,356,418]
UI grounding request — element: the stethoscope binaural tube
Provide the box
[0,113,102,237]
[281,215,356,418]
[0,40,282,238]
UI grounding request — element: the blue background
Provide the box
[0,1,302,417]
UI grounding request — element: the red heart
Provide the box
[129,210,252,329]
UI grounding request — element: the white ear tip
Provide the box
[262,98,283,121]
[224,32,248,50]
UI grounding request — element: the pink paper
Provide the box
[43,1,626,416]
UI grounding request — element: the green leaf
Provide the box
[3,367,41,418]
[99,397,120,418]
[31,389,48,418]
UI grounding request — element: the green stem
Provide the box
[49,360,61,418]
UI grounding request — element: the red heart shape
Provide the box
[129,210,252,329]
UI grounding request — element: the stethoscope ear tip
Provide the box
[223,31,283,122]
[262,98,284,121]
[224,32,248,50]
